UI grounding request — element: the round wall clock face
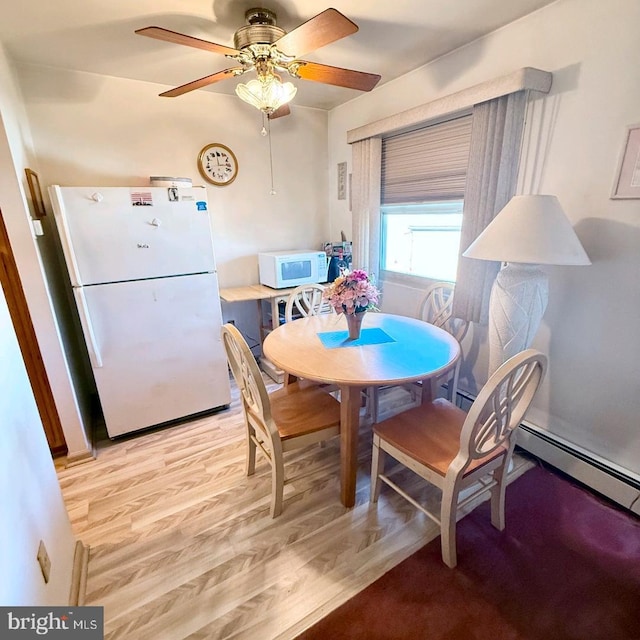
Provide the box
[197,143,238,186]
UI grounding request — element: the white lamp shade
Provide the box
[463,195,591,265]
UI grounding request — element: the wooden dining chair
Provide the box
[284,283,335,322]
[283,284,337,392]
[370,349,547,568]
[371,282,469,423]
[221,323,341,517]
[417,281,469,404]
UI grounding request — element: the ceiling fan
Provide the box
[135,7,381,118]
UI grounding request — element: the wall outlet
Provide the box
[37,540,51,583]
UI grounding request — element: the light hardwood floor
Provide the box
[55,376,533,640]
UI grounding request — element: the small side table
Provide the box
[219,284,296,382]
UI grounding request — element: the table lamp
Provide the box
[463,194,591,374]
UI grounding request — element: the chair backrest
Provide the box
[221,323,277,442]
[452,349,547,474]
[284,284,334,322]
[418,281,468,342]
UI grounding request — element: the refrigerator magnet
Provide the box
[131,191,153,206]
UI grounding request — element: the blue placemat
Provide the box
[317,327,396,349]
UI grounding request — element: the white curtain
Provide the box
[452,91,528,324]
[351,137,382,275]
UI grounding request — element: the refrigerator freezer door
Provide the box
[80,272,230,437]
[50,186,216,285]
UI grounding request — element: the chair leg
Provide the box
[370,435,385,503]
[447,362,461,405]
[363,386,378,425]
[246,428,256,476]
[440,484,459,568]
[490,462,509,530]
[270,459,284,518]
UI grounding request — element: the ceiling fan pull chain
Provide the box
[265,114,276,196]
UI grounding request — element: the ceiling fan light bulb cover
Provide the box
[235,76,297,113]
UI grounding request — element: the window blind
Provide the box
[381,115,472,205]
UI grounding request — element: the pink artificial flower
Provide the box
[322,268,380,315]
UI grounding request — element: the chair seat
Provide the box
[373,398,506,477]
[270,382,341,441]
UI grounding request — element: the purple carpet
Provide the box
[296,464,640,640]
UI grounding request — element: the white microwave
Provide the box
[258,250,329,289]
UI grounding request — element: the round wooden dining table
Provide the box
[262,312,461,508]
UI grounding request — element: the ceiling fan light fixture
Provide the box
[235,74,297,114]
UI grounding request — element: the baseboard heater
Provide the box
[455,389,640,516]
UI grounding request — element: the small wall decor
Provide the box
[611,123,640,199]
[337,161,347,200]
[25,168,46,218]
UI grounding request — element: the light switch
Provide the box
[31,219,44,236]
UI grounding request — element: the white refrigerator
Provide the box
[49,185,230,438]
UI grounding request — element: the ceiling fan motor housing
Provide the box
[234,8,285,49]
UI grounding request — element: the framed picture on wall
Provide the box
[25,168,46,218]
[611,123,640,199]
[337,162,347,200]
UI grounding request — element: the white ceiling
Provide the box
[0,0,557,110]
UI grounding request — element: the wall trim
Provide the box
[69,540,89,606]
[347,67,552,143]
[65,449,96,468]
[517,423,640,516]
[455,388,639,515]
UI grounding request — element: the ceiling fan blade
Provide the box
[275,8,358,58]
[268,104,291,119]
[295,61,381,92]
[135,26,240,57]
[159,68,243,97]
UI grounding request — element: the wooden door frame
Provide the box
[0,207,67,455]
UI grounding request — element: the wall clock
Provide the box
[197,143,238,186]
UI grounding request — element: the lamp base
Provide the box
[488,263,548,375]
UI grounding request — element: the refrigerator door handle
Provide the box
[50,185,84,287]
[73,288,103,368]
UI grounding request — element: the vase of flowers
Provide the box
[323,269,380,340]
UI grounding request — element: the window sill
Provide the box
[379,270,453,290]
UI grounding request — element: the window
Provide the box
[380,115,472,283]
[381,201,463,282]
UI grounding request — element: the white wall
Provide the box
[0,43,83,605]
[0,284,77,605]
[0,45,91,457]
[14,63,329,423]
[328,0,640,476]
[18,64,329,287]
